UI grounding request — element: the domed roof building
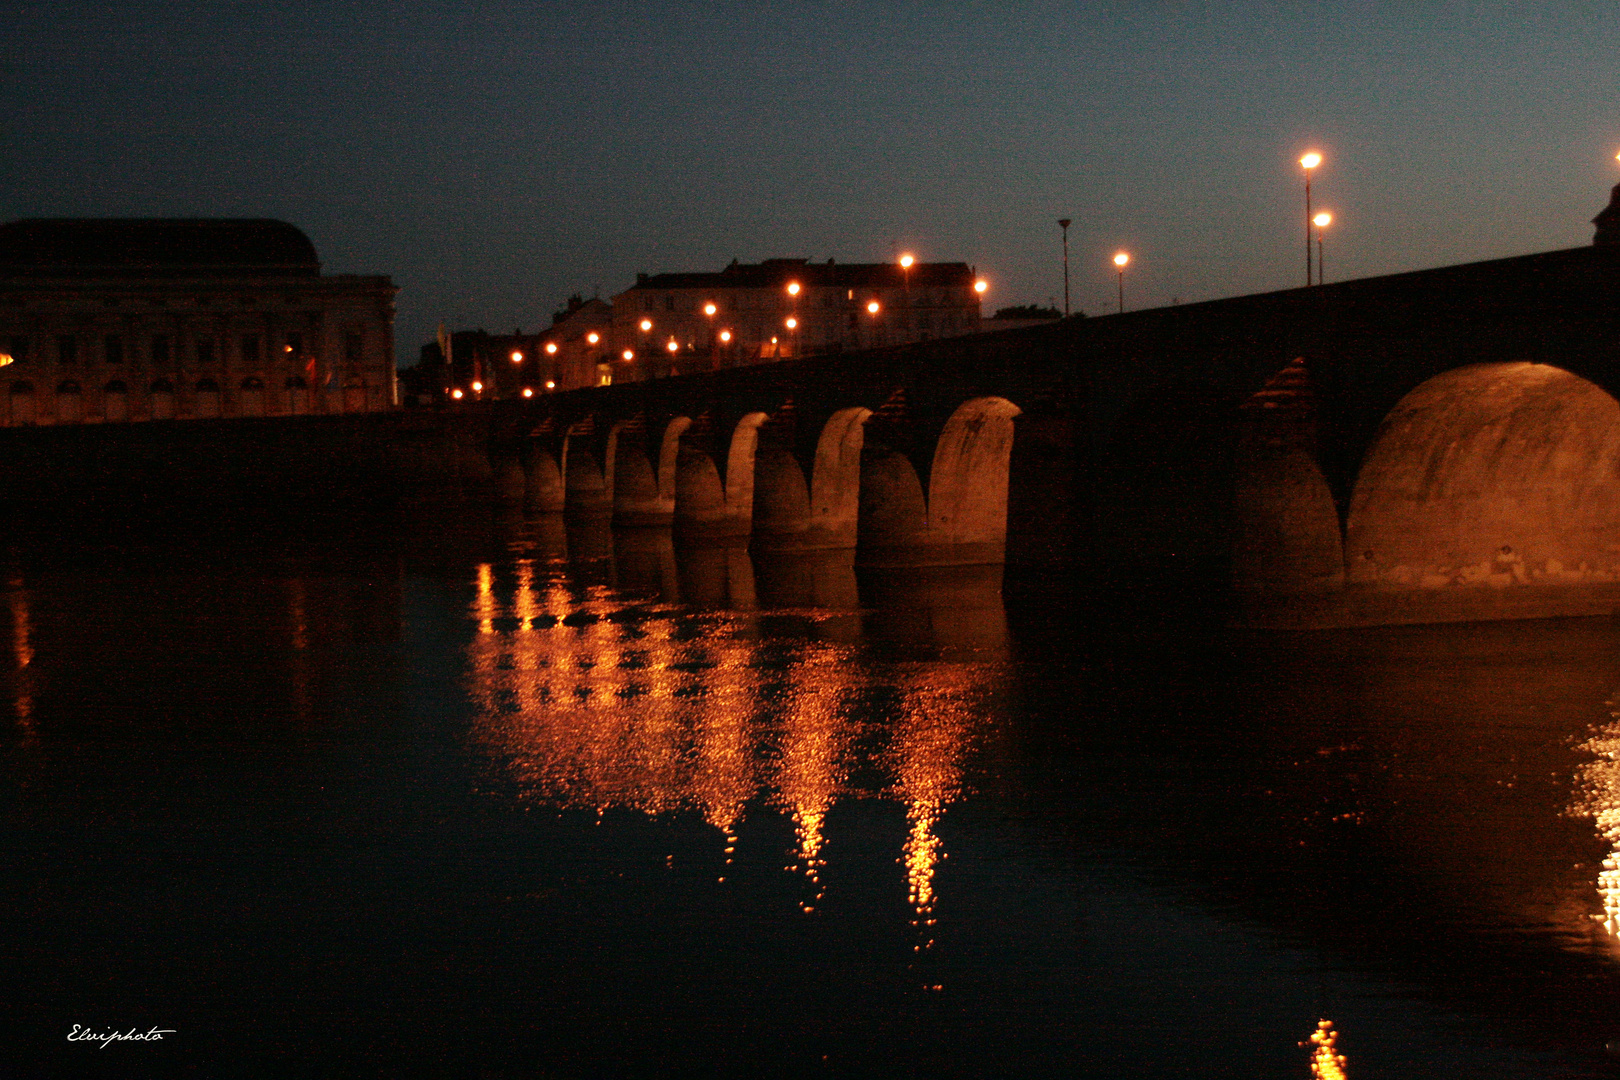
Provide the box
[0,219,396,424]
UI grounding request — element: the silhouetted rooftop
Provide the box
[0,219,321,278]
[628,259,976,292]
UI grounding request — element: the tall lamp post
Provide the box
[1300,152,1322,285]
[1058,219,1072,316]
[1113,252,1129,314]
[1313,212,1333,284]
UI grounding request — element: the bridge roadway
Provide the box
[4,242,1619,628]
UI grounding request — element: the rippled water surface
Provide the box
[8,512,1620,1077]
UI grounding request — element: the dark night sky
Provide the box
[4,1,1618,359]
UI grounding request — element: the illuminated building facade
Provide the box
[0,219,397,425]
[596,258,983,383]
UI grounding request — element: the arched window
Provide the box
[55,380,83,423]
[103,380,129,422]
[285,374,310,415]
[9,380,34,426]
[238,376,265,417]
[149,379,176,421]
[194,378,221,419]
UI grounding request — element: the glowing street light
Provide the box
[1113,252,1130,314]
[587,331,600,345]
[510,350,523,363]
[0,353,12,367]
[899,253,914,269]
[703,302,717,316]
[866,300,881,314]
[639,318,653,332]
[545,380,556,389]
[785,316,798,329]
[522,387,534,398]
[719,329,732,343]
[1313,212,1334,284]
[1300,151,1322,285]
[471,380,483,393]
[666,339,679,353]
[451,388,464,400]
[786,281,801,297]
[545,342,557,355]
[622,349,634,361]
[974,279,988,295]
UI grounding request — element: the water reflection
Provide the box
[8,574,34,737]
[462,542,1007,924]
[1571,707,1620,941]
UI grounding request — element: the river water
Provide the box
[6,511,1620,1077]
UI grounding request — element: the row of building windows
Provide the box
[1,331,367,365]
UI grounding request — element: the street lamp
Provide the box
[1058,219,1072,316]
[1113,252,1129,314]
[1300,151,1322,286]
[1313,212,1333,284]
[510,350,523,363]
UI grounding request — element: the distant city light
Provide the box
[639,319,652,331]
[866,300,880,314]
[974,279,988,294]
[1300,151,1322,170]
[703,302,717,316]
[899,254,915,269]
[545,342,558,354]
[786,281,801,296]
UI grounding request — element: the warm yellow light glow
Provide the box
[1306,1020,1348,1080]
[283,344,294,353]
[666,339,679,353]
[1113,252,1130,268]
[1313,212,1333,228]
[451,388,464,399]
[622,349,634,361]
[703,302,717,316]
[1300,151,1322,170]
[899,253,914,269]
[510,350,523,362]
[545,380,555,389]
[471,381,483,392]
[719,330,732,343]
[0,353,12,367]
[522,387,534,398]
[587,331,600,344]
[785,317,798,329]
[866,300,880,314]
[786,281,801,296]
[973,279,988,294]
[639,318,652,331]
[545,342,558,355]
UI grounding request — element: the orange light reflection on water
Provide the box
[461,567,994,922]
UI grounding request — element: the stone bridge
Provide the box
[479,241,1620,627]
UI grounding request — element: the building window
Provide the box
[344,330,363,364]
[240,334,261,364]
[665,295,675,311]
[56,335,77,364]
[104,334,123,363]
[196,338,216,365]
[151,335,171,364]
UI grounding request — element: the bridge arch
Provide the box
[1347,362,1620,592]
[860,396,1022,566]
[523,445,564,513]
[754,406,872,551]
[674,413,767,539]
[614,418,683,526]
